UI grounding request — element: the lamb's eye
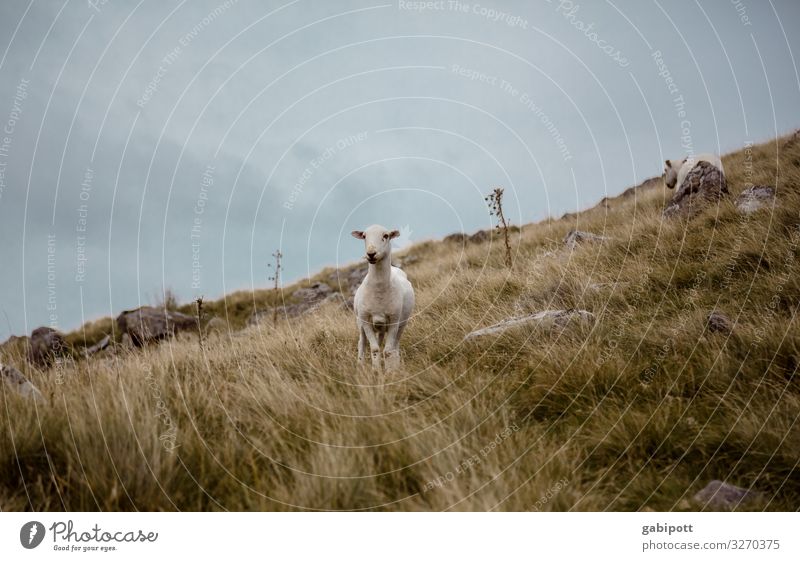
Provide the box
[383,234,389,240]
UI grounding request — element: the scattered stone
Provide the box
[693,480,763,510]
[464,310,595,341]
[248,283,343,327]
[83,335,111,358]
[1,362,45,402]
[706,311,733,334]
[444,232,468,244]
[116,306,197,346]
[469,229,490,244]
[327,266,368,293]
[27,327,68,368]
[663,161,729,217]
[293,282,332,302]
[735,185,775,215]
[563,230,610,249]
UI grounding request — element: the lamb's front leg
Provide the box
[361,322,382,370]
[357,325,366,363]
[383,322,401,371]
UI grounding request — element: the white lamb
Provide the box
[664,153,723,190]
[351,225,415,371]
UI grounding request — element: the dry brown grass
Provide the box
[2,134,799,511]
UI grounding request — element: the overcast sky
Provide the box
[0,0,799,338]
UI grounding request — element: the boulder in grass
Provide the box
[706,311,733,334]
[27,327,68,368]
[117,306,197,346]
[464,310,595,341]
[663,161,729,217]
[1,362,45,403]
[693,480,763,510]
[735,185,775,215]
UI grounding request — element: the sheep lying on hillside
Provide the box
[351,225,415,371]
[664,153,723,190]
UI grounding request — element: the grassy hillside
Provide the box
[2,134,799,511]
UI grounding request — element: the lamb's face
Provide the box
[351,225,400,264]
[663,159,680,189]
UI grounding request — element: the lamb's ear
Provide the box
[351,230,365,240]
[388,230,401,239]
[665,160,671,168]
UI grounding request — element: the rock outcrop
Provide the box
[735,185,775,215]
[327,267,368,294]
[116,307,197,346]
[27,327,68,368]
[663,161,729,217]
[464,310,595,341]
[248,282,341,327]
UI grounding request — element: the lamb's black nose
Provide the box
[366,251,376,259]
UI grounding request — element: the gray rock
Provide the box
[83,335,111,358]
[736,185,775,215]
[664,161,729,217]
[1,362,45,402]
[117,306,197,346]
[707,311,733,334]
[27,327,68,368]
[693,480,763,510]
[563,230,610,249]
[464,310,595,341]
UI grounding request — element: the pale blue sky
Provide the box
[1,0,799,338]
